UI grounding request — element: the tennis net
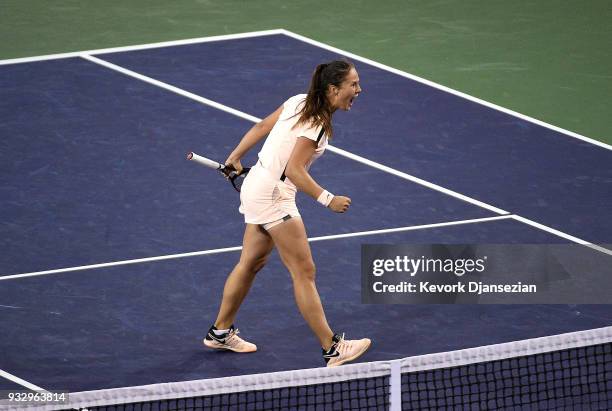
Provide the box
[9,326,610,411]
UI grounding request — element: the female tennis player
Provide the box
[204,60,370,367]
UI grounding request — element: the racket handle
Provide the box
[187,152,223,170]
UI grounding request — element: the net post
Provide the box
[389,359,402,411]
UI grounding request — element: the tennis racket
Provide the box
[187,152,250,192]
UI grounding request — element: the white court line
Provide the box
[280,30,612,152]
[79,55,610,257]
[0,29,284,66]
[81,55,259,123]
[326,145,508,214]
[81,54,508,215]
[0,369,47,392]
[0,370,80,411]
[511,216,612,257]
[0,216,513,281]
[1,28,608,152]
[0,244,242,281]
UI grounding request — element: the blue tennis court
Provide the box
[0,31,610,406]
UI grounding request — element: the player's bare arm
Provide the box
[286,137,351,213]
[225,104,284,172]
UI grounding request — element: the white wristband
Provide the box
[317,190,334,207]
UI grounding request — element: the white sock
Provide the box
[213,328,230,336]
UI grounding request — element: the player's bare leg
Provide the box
[215,224,274,328]
[268,217,370,366]
[267,217,335,348]
[204,224,273,353]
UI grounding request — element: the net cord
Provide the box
[400,324,612,373]
[9,325,611,411]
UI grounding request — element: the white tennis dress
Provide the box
[239,94,329,225]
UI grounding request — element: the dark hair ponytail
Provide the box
[295,59,355,138]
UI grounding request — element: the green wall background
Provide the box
[1,1,610,145]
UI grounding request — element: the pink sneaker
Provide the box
[203,325,257,353]
[323,333,371,367]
